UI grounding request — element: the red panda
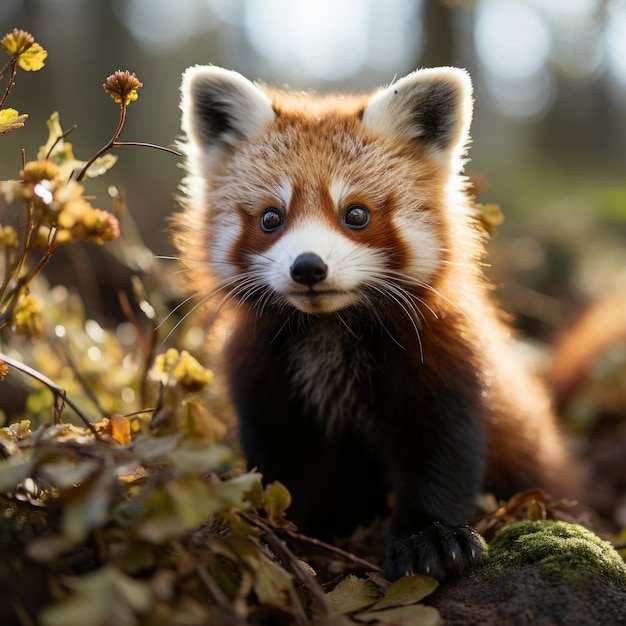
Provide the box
[175,65,579,582]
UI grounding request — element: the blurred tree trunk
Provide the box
[419,1,455,67]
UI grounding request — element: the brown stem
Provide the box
[117,290,158,409]
[76,102,127,182]
[0,199,35,303]
[46,124,78,160]
[0,352,99,437]
[0,58,18,109]
[56,339,108,419]
[242,512,333,617]
[282,527,382,572]
[111,141,181,157]
[75,101,181,181]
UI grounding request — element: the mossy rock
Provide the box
[489,520,626,587]
[429,520,626,626]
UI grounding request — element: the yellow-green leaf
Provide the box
[78,153,118,178]
[219,472,264,511]
[39,566,151,626]
[0,108,28,133]
[370,574,438,610]
[253,551,294,608]
[61,470,116,542]
[16,42,47,71]
[326,575,379,615]
[33,113,117,179]
[263,480,292,522]
[167,475,214,528]
[168,440,234,474]
[38,112,75,162]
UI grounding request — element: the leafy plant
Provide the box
[0,28,443,626]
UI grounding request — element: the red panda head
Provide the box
[178,66,474,318]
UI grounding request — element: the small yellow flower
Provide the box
[103,70,143,106]
[171,350,213,392]
[0,360,8,382]
[16,42,47,71]
[54,200,120,245]
[476,203,504,237]
[13,293,44,340]
[149,348,213,392]
[20,159,60,184]
[80,208,120,244]
[149,348,181,386]
[0,29,47,71]
[1,29,34,55]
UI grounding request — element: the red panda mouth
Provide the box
[286,289,359,314]
[289,289,348,297]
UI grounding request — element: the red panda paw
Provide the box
[382,523,486,583]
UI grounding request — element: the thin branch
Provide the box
[247,534,310,624]
[117,290,158,409]
[0,351,99,437]
[171,539,238,618]
[110,141,181,157]
[75,98,180,182]
[242,512,334,617]
[0,58,18,109]
[56,339,108,419]
[45,123,78,160]
[282,526,382,573]
[76,102,127,182]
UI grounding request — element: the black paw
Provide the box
[382,523,486,582]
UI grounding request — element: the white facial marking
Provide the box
[391,210,441,283]
[249,219,385,314]
[329,177,351,208]
[274,178,293,209]
[210,213,242,278]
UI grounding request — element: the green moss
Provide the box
[489,521,626,588]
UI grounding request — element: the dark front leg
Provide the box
[380,395,487,582]
[237,397,328,531]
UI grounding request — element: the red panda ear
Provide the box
[180,65,275,157]
[362,67,473,165]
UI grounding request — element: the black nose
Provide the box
[290,253,328,286]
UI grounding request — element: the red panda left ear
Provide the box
[180,65,275,167]
[362,67,473,166]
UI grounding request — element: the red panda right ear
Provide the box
[180,65,275,161]
[362,67,473,169]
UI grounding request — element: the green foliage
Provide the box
[0,28,444,626]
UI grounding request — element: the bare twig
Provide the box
[242,512,334,617]
[0,351,99,437]
[55,339,108,419]
[117,290,158,408]
[0,57,18,109]
[283,527,382,573]
[75,99,180,182]
[45,123,78,160]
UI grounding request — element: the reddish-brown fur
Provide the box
[176,66,580,580]
[176,92,578,502]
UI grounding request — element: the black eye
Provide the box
[343,204,370,229]
[260,207,284,232]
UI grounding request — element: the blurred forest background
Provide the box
[1,0,625,339]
